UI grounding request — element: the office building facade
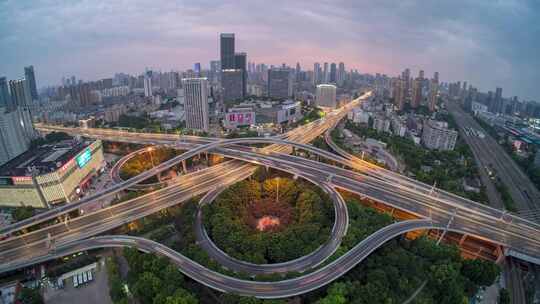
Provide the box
[221,69,244,102]
[24,66,38,101]
[220,33,235,70]
[182,78,209,131]
[316,84,337,108]
[267,68,291,99]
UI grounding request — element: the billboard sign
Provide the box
[76,148,92,168]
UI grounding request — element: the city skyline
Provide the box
[1,1,539,101]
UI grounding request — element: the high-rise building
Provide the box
[144,71,153,97]
[494,87,503,114]
[0,77,12,110]
[316,84,337,108]
[234,52,247,98]
[411,77,422,108]
[267,68,292,99]
[418,70,424,79]
[323,63,329,83]
[337,62,345,86]
[0,109,34,166]
[9,79,32,108]
[210,60,221,84]
[330,63,337,83]
[182,78,209,132]
[392,77,406,111]
[194,63,201,76]
[422,120,458,151]
[220,33,235,70]
[24,66,38,101]
[313,63,321,85]
[221,69,244,102]
[433,72,439,82]
[429,78,439,112]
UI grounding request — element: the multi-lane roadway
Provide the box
[2,91,540,298]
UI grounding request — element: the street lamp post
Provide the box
[276,177,280,203]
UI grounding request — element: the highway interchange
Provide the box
[1,91,540,298]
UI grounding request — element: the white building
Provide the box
[391,117,407,137]
[373,116,391,133]
[144,71,153,97]
[422,120,458,151]
[471,101,488,115]
[316,84,337,108]
[0,108,36,166]
[348,108,370,124]
[182,78,209,132]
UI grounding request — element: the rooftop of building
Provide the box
[0,139,92,177]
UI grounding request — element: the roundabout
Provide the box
[195,173,347,275]
[204,177,334,264]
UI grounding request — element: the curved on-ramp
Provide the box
[3,219,440,299]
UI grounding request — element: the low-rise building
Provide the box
[224,107,256,129]
[0,139,105,208]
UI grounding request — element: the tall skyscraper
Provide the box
[209,60,221,84]
[433,72,439,83]
[323,63,329,83]
[182,78,209,132]
[429,78,439,112]
[234,52,247,98]
[330,63,337,83]
[9,79,32,108]
[194,63,201,76]
[0,77,12,110]
[316,84,337,108]
[24,66,38,101]
[313,63,321,85]
[220,33,235,70]
[0,110,34,166]
[267,68,292,99]
[411,77,422,108]
[144,70,153,97]
[337,62,345,86]
[392,77,406,111]
[494,87,503,114]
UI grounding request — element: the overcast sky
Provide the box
[1,0,539,100]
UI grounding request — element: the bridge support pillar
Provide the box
[495,246,505,264]
[459,234,467,246]
[182,160,187,173]
[293,174,298,180]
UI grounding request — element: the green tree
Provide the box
[12,206,35,222]
[133,272,163,304]
[498,288,510,304]
[461,259,500,287]
[18,287,43,304]
[317,282,349,304]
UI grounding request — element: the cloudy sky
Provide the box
[1,0,539,100]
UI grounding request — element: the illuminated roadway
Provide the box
[1,92,540,297]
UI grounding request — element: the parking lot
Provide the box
[44,259,112,304]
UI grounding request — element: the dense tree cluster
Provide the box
[344,120,488,203]
[204,177,334,264]
[123,248,198,304]
[119,147,182,182]
[315,236,500,304]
